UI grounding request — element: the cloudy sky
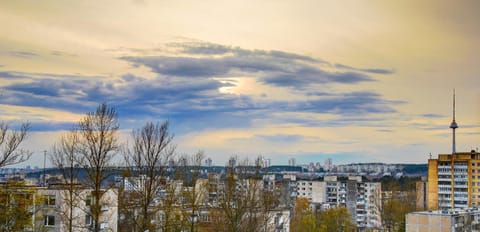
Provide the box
[1,0,480,167]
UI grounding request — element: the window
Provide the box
[45,215,55,226]
[45,195,56,206]
[101,204,109,211]
[85,215,93,226]
[100,222,109,229]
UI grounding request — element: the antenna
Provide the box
[449,89,458,154]
[43,150,47,187]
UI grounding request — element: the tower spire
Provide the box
[450,89,458,154]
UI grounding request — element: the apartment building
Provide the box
[406,208,480,232]
[37,187,118,232]
[427,150,480,210]
[296,179,326,205]
[293,176,382,230]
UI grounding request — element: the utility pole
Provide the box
[43,150,46,187]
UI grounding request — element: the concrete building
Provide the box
[37,187,118,232]
[426,91,480,210]
[427,150,480,210]
[304,176,383,230]
[406,208,480,232]
[416,177,428,211]
[296,179,326,205]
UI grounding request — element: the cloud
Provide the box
[1,42,400,134]
[0,71,29,79]
[122,42,384,88]
[7,51,39,59]
[422,113,444,118]
[254,134,304,143]
[170,42,320,63]
[50,50,77,57]
[334,63,395,74]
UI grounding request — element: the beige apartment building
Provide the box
[428,150,480,210]
[406,208,480,232]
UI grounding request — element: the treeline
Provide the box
[379,176,420,192]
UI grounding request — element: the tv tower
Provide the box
[450,89,458,154]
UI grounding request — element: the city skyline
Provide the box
[1,1,480,167]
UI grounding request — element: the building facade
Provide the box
[427,151,480,210]
[406,208,480,232]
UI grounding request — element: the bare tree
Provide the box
[50,130,83,232]
[0,122,31,168]
[211,156,273,232]
[77,103,119,232]
[178,151,205,232]
[122,121,175,232]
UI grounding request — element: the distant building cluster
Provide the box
[264,174,383,229]
[0,164,392,232]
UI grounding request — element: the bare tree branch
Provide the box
[76,103,119,232]
[0,122,31,168]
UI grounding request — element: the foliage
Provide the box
[291,198,356,232]
[317,207,356,232]
[0,180,42,231]
[379,176,420,191]
[381,191,416,232]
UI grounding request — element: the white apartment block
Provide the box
[296,180,326,205]
[296,176,382,230]
[37,188,118,232]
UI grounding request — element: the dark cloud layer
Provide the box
[123,42,392,88]
[334,64,394,74]
[1,42,399,132]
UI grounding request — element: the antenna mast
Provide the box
[449,89,458,154]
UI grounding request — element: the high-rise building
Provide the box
[428,150,480,210]
[324,158,333,172]
[427,91,480,210]
[288,158,296,167]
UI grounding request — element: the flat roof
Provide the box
[410,208,480,216]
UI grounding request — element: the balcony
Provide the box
[438,190,452,194]
[438,178,452,182]
[439,202,452,208]
[454,204,468,208]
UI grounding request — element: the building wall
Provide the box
[416,180,427,211]
[406,208,480,232]
[427,159,438,210]
[37,188,118,232]
[428,151,480,210]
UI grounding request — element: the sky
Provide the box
[1,0,480,167]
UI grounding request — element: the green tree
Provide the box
[0,180,42,231]
[381,191,416,232]
[290,197,317,232]
[318,207,356,232]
